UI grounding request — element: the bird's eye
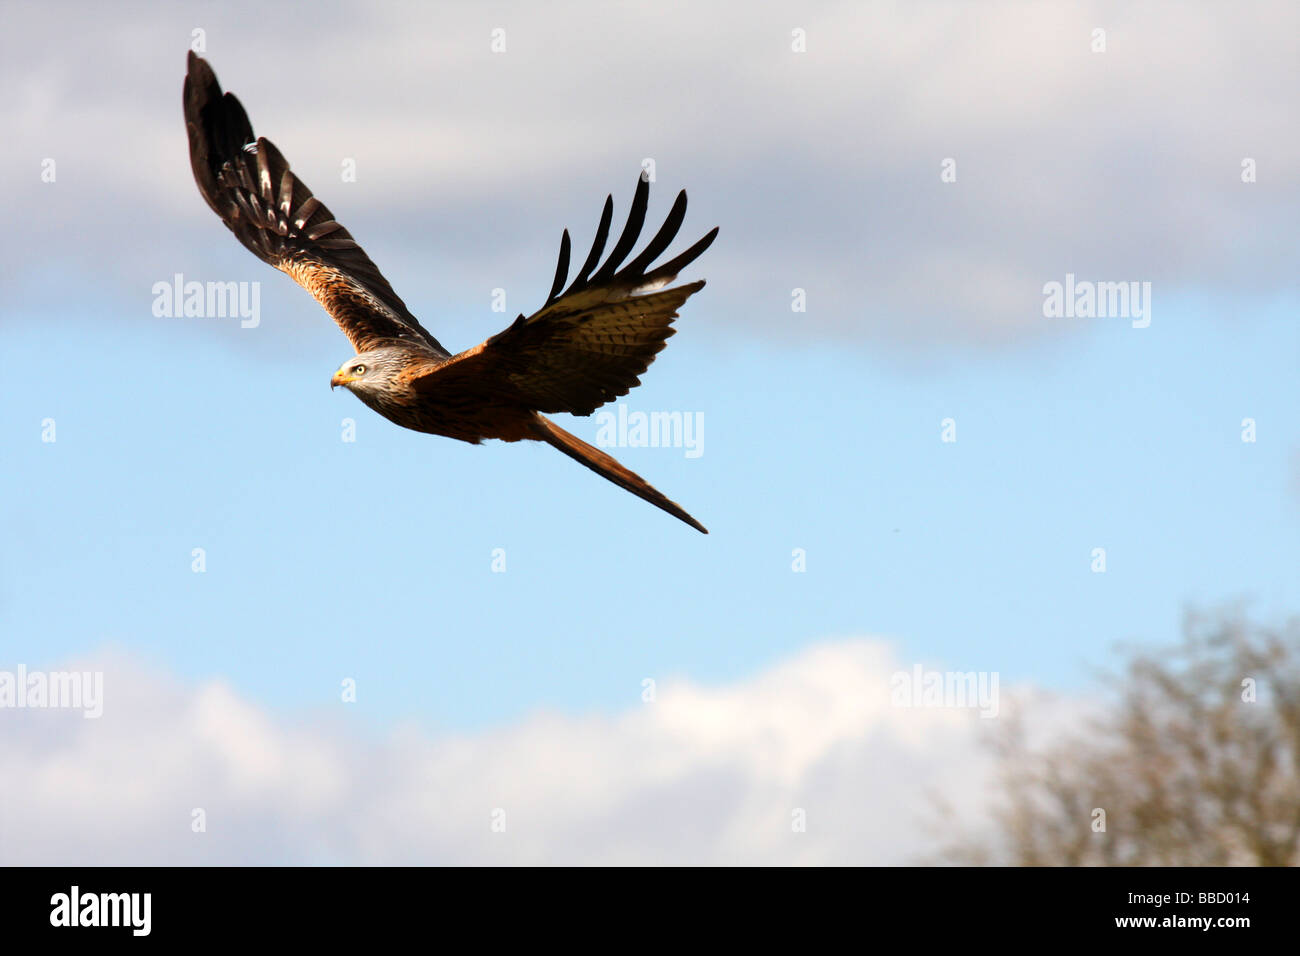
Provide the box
[354,365,366,375]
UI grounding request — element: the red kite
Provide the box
[184,53,716,532]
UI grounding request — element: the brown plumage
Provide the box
[183,52,716,533]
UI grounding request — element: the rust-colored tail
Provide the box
[531,415,707,533]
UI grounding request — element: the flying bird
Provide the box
[183,52,716,533]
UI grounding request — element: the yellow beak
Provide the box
[330,370,355,389]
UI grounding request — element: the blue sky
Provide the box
[5,289,1295,733]
[0,0,1296,864]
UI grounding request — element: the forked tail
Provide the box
[532,415,707,534]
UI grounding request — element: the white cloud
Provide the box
[0,640,1053,865]
[1,0,1294,347]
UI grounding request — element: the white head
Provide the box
[328,347,409,395]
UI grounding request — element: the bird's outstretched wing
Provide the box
[183,52,448,355]
[412,175,717,416]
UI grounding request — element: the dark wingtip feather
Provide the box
[184,53,256,216]
[562,195,614,298]
[592,176,649,283]
[547,229,571,304]
[623,189,688,277]
[642,226,719,287]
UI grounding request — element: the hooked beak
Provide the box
[330,370,354,390]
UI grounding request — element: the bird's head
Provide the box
[330,348,406,393]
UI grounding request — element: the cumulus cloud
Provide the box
[1,1,1293,348]
[0,640,1057,865]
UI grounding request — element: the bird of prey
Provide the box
[183,52,716,533]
